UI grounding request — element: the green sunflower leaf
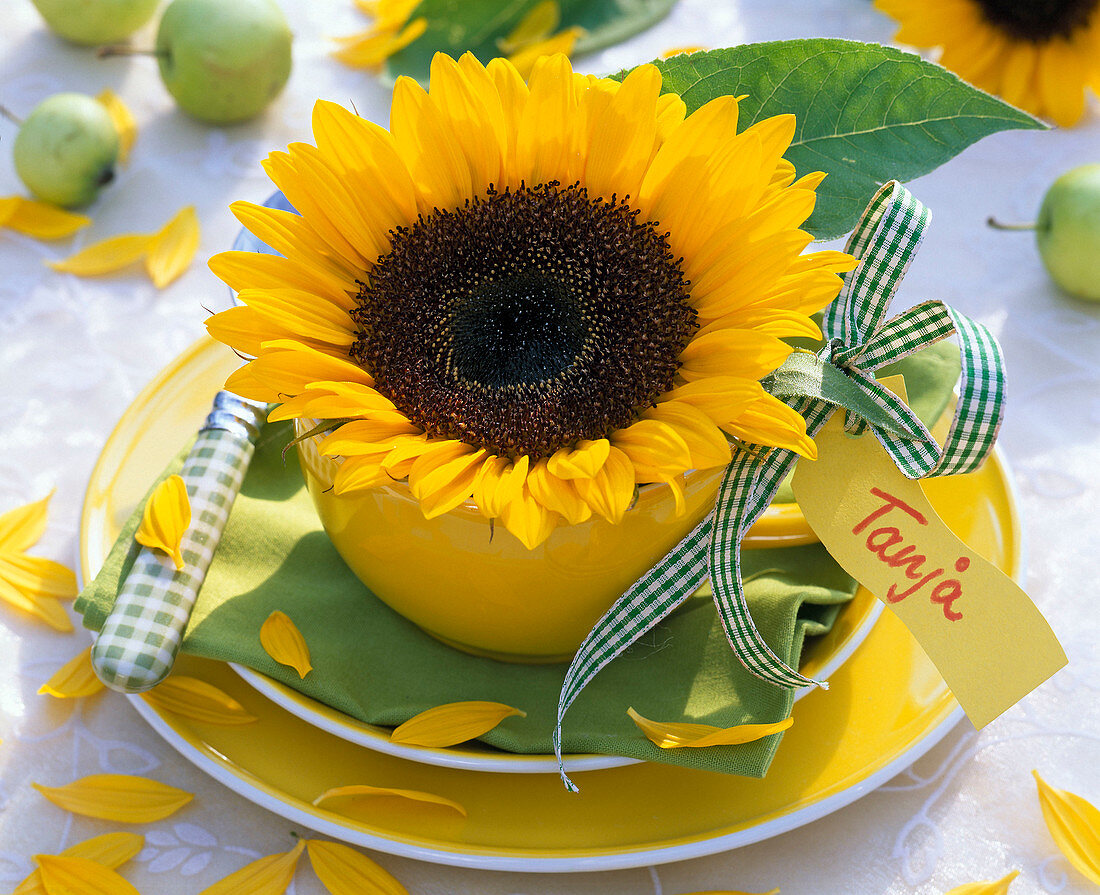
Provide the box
[384,0,678,83]
[629,39,1046,240]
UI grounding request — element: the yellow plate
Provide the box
[79,336,1023,871]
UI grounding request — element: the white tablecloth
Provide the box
[1,1,1097,892]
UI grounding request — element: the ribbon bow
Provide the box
[554,182,1006,789]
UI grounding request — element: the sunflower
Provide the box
[876,0,1100,126]
[206,53,856,549]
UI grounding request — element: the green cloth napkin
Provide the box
[77,342,960,778]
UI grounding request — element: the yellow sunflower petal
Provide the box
[571,445,635,524]
[15,833,144,895]
[643,401,732,470]
[1,551,78,599]
[32,774,193,822]
[499,480,559,548]
[612,418,693,482]
[142,675,259,725]
[0,492,53,551]
[0,197,90,239]
[260,610,313,678]
[96,89,136,164]
[526,459,592,525]
[944,871,1020,895]
[677,328,794,383]
[516,53,582,186]
[49,233,153,277]
[38,647,104,699]
[199,840,305,895]
[507,27,584,81]
[627,706,793,748]
[583,62,661,201]
[304,840,409,895]
[407,443,485,518]
[726,389,817,459]
[499,0,560,53]
[0,578,73,631]
[313,784,466,817]
[134,473,191,570]
[390,700,526,747]
[1033,770,1100,885]
[332,17,427,69]
[145,206,201,288]
[35,855,140,895]
[547,439,611,480]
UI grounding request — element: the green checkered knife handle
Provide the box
[91,391,269,693]
[554,181,1007,789]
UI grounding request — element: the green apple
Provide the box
[1034,164,1100,302]
[31,0,159,45]
[154,0,293,124]
[13,93,120,208]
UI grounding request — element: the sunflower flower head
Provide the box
[208,53,857,549]
[876,0,1100,126]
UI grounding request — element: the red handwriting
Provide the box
[851,488,965,621]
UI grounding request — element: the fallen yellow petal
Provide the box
[142,675,258,725]
[312,784,467,817]
[498,0,559,53]
[0,579,74,631]
[145,205,200,288]
[49,233,153,277]
[198,840,304,895]
[390,701,526,747]
[38,646,105,699]
[627,707,794,749]
[15,832,143,895]
[944,870,1020,895]
[135,473,191,570]
[260,610,313,678]
[35,854,140,895]
[305,840,409,895]
[0,196,90,239]
[32,773,194,822]
[0,492,53,554]
[1034,770,1100,885]
[96,89,136,164]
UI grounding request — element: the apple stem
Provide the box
[987,216,1036,231]
[0,104,23,126]
[96,45,169,59]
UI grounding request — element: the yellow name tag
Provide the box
[792,404,1066,729]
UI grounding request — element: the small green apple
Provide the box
[991,164,1100,302]
[31,0,160,46]
[1034,165,1100,302]
[13,93,120,208]
[154,0,293,125]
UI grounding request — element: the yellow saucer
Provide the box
[80,336,1023,870]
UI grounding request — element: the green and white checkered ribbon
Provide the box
[554,181,1006,789]
[91,391,269,693]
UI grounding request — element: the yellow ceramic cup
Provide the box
[296,426,817,663]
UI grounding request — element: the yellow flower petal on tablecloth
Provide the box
[260,610,313,678]
[627,707,793,748]
[32,773,194,822]
[135,473,191,570]
[0,196,90,239]
[1034,770,1100,885]
[199,840,305,895]
[142,675,259,725]
[49,233,153,276]
[944,870,1020,895]
[36,855,140,895]
[305,840,408,895]
[38,646,104,699]
[312,784,467,817]
[391,700,526,747]
[0,492,77,631]
[145,205,201,288]
[96,89,136,164]
[14,832,143,895]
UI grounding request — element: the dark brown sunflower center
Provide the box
[973,0,1097,41]
[349,182,696,459]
